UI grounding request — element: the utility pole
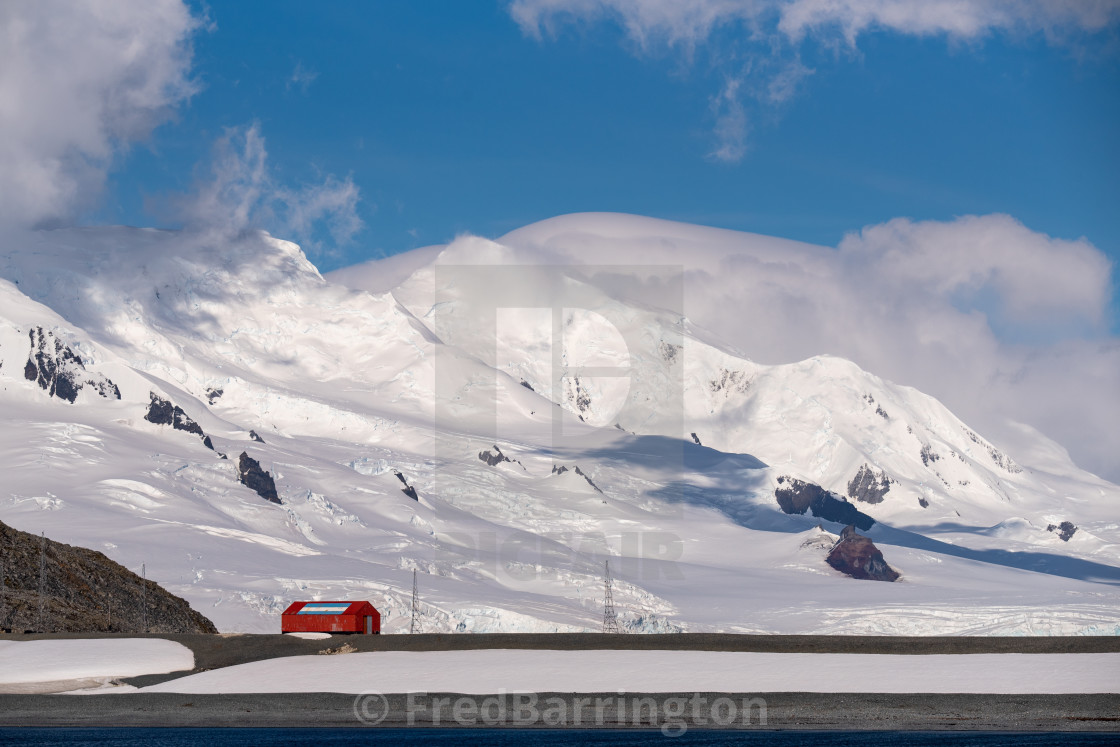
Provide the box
[38,532,46,634]
[409,569,421,634]
[141,563,147,634]
[602,559,619,634]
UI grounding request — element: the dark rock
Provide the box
[250,430,265,443]
[519,380,534,392]
[920,444,940,466]
[574,466,603,493]
[775,476,875,531]
[918,496,930,508]
[23,327,120,403]
[206,388,224,405]
[875,405,889,420]
[690,433,702,445]
[145,393,205,438]
[847,464,892,504]
[826,525,900,582]
[478,445,511,466]
[202,435,215,451]
[237,452,281,504]
[1047,521,1077,542]
[0,518,217,633]
[551,464,604,493]
[393,470,419,501]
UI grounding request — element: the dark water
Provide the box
[1,730,1117,746]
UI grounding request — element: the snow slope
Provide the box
[0,217,1117,634]
[0,639,193,693]
[136,649,1120,695]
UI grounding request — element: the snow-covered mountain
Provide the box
[1,216,1117,634]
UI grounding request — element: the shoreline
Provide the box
[0,692,1117,731]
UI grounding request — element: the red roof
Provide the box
[282,601,379,616]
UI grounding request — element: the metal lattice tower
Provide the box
[37,532,46,633]
[409,569,422,634]
[602,559,619,634]
[141,563,148,634]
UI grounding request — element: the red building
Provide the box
[281,601,381,634]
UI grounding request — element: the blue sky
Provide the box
[2,0,1118,477]
[85,0,1117,332]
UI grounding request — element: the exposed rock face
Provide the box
[237,452,281,504]
[1047,521,1077,542]
[847,464,892,504]
[775,476,875,531]
[920,444,940,466]
[23,327,120,403]
[250,430,265,443]
[552,464,603,493]
[826,525,900,582]
[478,445,512,467]
[145,393,212,450]
[393,470,419,501]
[690,433,702,445]
[206,387,224,404]
[0,518,217,634]
[519,380,534,392]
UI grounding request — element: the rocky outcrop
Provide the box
[479,445,518,467]
[847,464,892,504]
[206,387,224,404]
[775,476,875,531]
[920,444,940,466]
[552,464,603,493]
[393,470,419,501]
[250,430,265,443]
[826,525,900,582]
[145,393,213,450]
[237,452,281,504]
[0,518,217,634]
[1047,521,1077,542]
[690,433,702,445]
[23,327,120,403]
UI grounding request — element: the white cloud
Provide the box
[498,211,1119,480]
[708,76,749,162]
[778,0,1120,43]
[174,123,364,252]
[704,214,1119,481]
[510,0,1120,157]
[0,0,200,228]
[287,62,319,93]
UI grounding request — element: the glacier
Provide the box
[0,216,1117,635]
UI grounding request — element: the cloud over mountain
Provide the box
[0,0,200,229]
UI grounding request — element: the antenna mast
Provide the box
[602,559,619,634]
[409,569,422,634]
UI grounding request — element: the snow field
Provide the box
[136,649,1120,695]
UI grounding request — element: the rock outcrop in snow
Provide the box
[23,327,120,403]
[1048,521,1078,542]
[847,465,892,504]
[145,393,214,450]
[237,452,281,504]
[775,476,875,530]
[826,525,900,582]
